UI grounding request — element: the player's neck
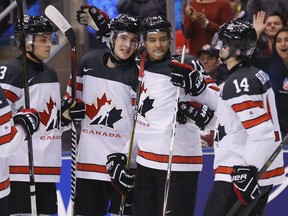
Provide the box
[225,58,241,71]
[106,57,117,68]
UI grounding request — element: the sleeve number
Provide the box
[233,78,249,93]
[0,66,7,79]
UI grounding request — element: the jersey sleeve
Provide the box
[0,88,25,157]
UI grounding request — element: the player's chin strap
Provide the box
[109,49,136,66]
[27,46,43,63]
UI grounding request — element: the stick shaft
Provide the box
[162,23,187,216]
[119,51,147,216]
[16,0,37,215]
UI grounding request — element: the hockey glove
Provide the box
[170,59,206,96]
[106,153,135,195]
[231,165,261,205]
[61,98,86,126]
[178,101,214,130]
[76,5,110,38]
[176,110,187,125]
[13,107,40,138]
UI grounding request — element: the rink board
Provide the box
[56,149,288,216]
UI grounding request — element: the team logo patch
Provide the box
[39,97,60,132]
[138,82,155,118]
[86,93,123,129]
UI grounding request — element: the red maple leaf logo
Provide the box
[39,97,57,126]
[140,82,147,95]
[86,93,112,120]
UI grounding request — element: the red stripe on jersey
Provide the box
[242,113,270,129]
[4,89,18,103]
[215,166,284,180]
[261,167,284,179]
[131,98,136,106]
[214,166,233,175]
[9,166,61,175]
[232,100,263,112]
[274,131,280,142]
[205,77,215,84]
[0,178,10,191]
[0,126,17,145]
[0,111,12,125]
[77,83,83,91]
[209,85,220,91]
[138,149,203,164]
[77,162,107,173]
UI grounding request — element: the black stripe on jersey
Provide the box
[78,50,139,92]
[222,66,271,100]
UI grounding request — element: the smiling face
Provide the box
[113,31,139,60]
[275,30,288,60]
[144,31,171,61]
[265,16,284,38]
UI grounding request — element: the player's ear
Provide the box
[26,43,33,52]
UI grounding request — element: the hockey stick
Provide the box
[44,5,78,215]
[119,50,147,216]
[16,0,37,215]
[162,23,187,216]
[226,132,288,216]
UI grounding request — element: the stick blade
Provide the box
[45,5,71,34]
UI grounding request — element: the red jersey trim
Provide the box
[242,113,270,129]
[232,100,263,112]
[0,126,17,145]
[0,178,10,191]
[9,166,61,175]
[138,149,203,164]
[77,162,107,174]
[214,166,284,179]
[4,89,18,103]
[0,111,12,125]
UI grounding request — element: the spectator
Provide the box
[197,44,228,87]
[183,0,233,56]
[253,10,287,57]
[246,0,288,19]
[229,0,252,22]
[252,27,288,138]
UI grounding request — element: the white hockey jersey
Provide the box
[66,50,139,181]
[0,58,62,183]
[0,86,26,199]
[133,56,219,172]
[213,62,285,186]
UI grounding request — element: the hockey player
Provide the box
[106,15,218,216]
[65,12,141,215]
[170,20,285,215]
[0,15,62,214]
[0,86,39,215]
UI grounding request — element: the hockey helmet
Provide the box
[15,15,54,36]
[109,14,141,35]
[141,15,172,38]
[216,20,257,58]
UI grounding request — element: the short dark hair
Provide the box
[265,11,287,27]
